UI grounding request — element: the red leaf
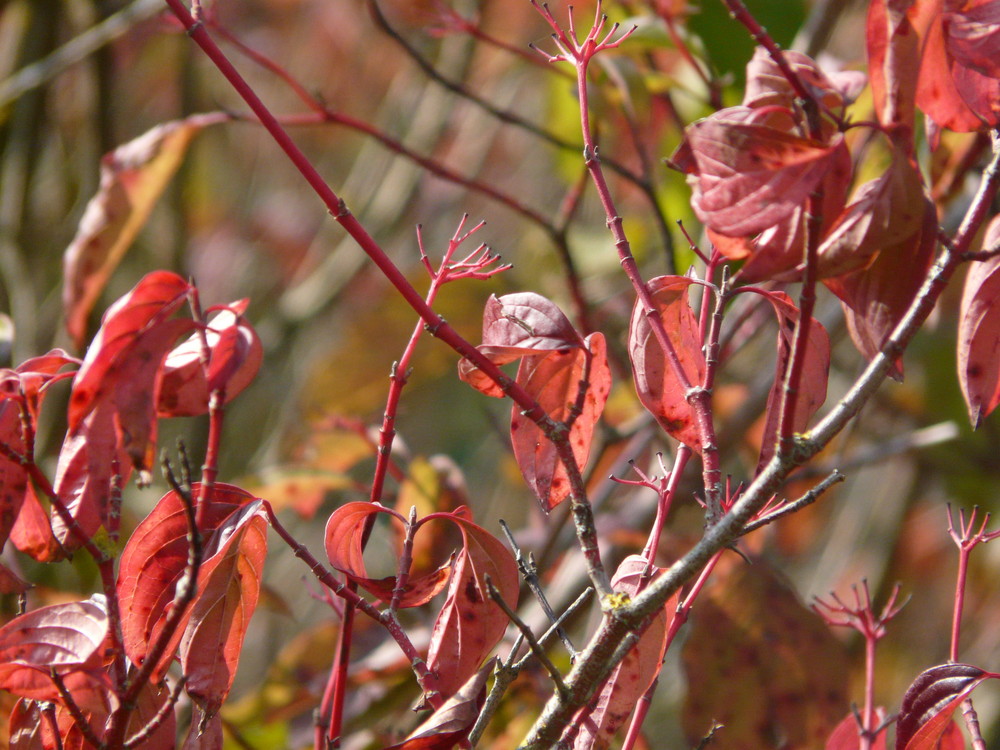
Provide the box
[743,46,866,112]
[674,106,843,236]
[896,663,997,750]
[0,562,31,595]
[180,501,267,716]
[825,200,937,379]
[755,291,830,470]
[423,511,518,700]
[62,115,216,348]
[0,597,109,706]
[324,502,452,607]
[825,710,888,749]
[0,352,77,552]
[958,218,1000,427]
[68,271,191,431]
[10,484,63,562]
[50,404,130,553]
[629,276,706,452]
[572,556,670,750]
[509,332,611,511]
[158,301,263,417]
[866,0,941,146]
[386,659,495,750]
[459,293,583,398]
[117,482,260,681]
[817,151,926,278]
[916,1,1000,133]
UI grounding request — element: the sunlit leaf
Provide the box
[958,216,1000,427]
[62,115,219,348]
[629,276,705,452]
[895,663,997,750]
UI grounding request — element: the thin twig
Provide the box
[741,470,844,535]
[485,576,569,699]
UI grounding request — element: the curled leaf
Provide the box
[895,663,997,750]
[958,216,1000,427]
[62,114,220,347]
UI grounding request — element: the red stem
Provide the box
[950,546,970,662]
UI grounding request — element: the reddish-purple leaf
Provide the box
[629,276,705,452]
[817,151,926,279]
[385,659,495,750]
[459,293,583,398]
[958,216,1000,427]
[0,597,109,706]
[62,115,217,348]
[744,46,866,112]
[825,710,888,749]
[673,105,843,236]
[0,562,31,595]
[510,332,611,511]
[896,663,997,750]
[158,301,263,417]
[916,1,1000,133]
[180,501,267,716]
[573,556,670,750]
[326,503,517,700]
[117,482,260,681]
[324,502,452,607]
[825,201,937,379]
[423,511,518,700]
[756,291,830,470]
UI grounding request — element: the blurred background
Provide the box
[2,0,999,747]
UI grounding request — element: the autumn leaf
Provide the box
[180,500,268,716]
[825,201,938,379]
[958,216,1000,427]
[572,556,671,750]
[743,46,866,112]
[0,596,111,711]
[671,105,843,237]
[458,292,583,398]
[895,663,997,750]
[158,301,263,417]
[62,114,223,348]
[754,290,830,470]
[509,333,611,511]
[117,483,263,682]
[825,710,888,750]
[386,659,495,750]
[629,276,705,452]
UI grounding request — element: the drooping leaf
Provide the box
[755,291,830,470]
[825,710,888,749]
[386,659,495,750]
[458,292,582,398]
[958,216,1000,427]
[629,276,705,452]
[62,115,219,348]
[895,663,997,750]
[572,556,671,750]
[0,597,109,707]
[158,301,263,417]
[10,484,63,562]
[180,501,267,716]
[423,511,518,700]
[50,403,130,553]
[509,333,611,511]
[672,105,843,237]
[816,151,926,279]
[117,482,260,681]
[825,201,937,379]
